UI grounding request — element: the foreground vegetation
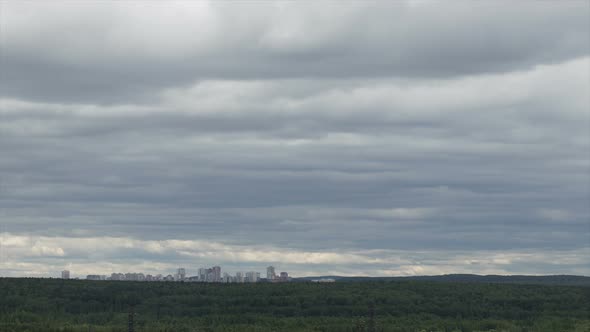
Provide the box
[0,278,588,332]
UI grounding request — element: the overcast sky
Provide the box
[0,1,589,278]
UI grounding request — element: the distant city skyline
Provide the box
[59,265,290,283]
[0,1,588,278]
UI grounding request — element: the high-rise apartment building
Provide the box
[176,268,186,281]
[212,266,221,282]
[198,268,207,282]
[266,266,276,281]
[245,271,259,283]
[61,270,70,279]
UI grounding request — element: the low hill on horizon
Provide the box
[294,274,590,286]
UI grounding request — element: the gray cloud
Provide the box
[0,1,588,277]
[0,1,588,103]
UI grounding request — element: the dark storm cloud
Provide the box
[0,1,589,277]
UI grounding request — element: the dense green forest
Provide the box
[1,278,588,332]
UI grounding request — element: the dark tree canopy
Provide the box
[0,278,588,332]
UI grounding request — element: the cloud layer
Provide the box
[2,233,588,278]
[0,1,589,277]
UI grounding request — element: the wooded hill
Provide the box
[295,274,590,287]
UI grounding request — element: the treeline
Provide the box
[0,277,589,331]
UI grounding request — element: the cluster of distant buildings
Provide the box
[61,265,291,283]
[265,265,291,283]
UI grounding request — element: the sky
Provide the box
[0,1,589,278]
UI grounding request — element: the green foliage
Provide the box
[0,278,588,331]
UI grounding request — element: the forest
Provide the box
[0,277,588,332]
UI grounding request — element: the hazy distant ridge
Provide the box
[294,274,590,286]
